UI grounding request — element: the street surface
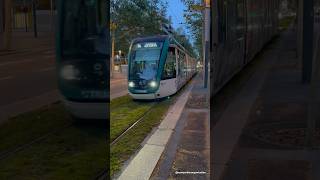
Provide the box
[110,74,128,100]
[0,32,127,122]
[0,47,56,107]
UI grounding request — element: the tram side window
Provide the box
[178,50,186,78]
[162,47,176,80]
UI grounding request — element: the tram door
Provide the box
[236,0,246,65]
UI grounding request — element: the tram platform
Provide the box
[213,26,320,180]
[116,73,210,180]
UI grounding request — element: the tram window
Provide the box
[178,50,186,78]
[162,47,176,80]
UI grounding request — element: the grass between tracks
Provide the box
[110,95,174,177]
[110,95,153,141]
[0,102,107,180]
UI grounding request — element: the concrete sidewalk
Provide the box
[213,27,320,180]
[152,74,210,180]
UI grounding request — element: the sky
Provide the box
[165,0,194,43]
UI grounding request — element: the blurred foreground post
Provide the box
[110,22,116,78]
[304,0,317,149]
[32,0,37,38]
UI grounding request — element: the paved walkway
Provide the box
[213,27,320,180]
[151,74,210,180]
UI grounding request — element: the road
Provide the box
[0,48,57,106]
[110,77,128,100]
[0,46,128,123]
[0,47,59,123]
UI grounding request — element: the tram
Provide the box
[127,35,197,100]
[212,0,280,95]
[56,0,108,119]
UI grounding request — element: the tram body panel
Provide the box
[158,78,178,98]
[212,0,279,95]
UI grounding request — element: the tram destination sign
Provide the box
[135,42,161,49]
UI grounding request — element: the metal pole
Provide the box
[0,0,4,33]
[303,0,315,148]
[24,4,28,32]
[50,0,54,31]
[203,0,210,88]
[111,30,115,78]
[32,0,37,38]
[23,0,28,32]
[301,0,313,83]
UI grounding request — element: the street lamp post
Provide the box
[190,1,210,89]
[110,22,117,78]
[50,0,54,31]
[118,50,122,73]
[203,0,210,89]
[32,0,38,38]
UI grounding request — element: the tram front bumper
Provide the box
[128,92,158,100]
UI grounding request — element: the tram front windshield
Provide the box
[129,42,163,81]
[61,0,107,59]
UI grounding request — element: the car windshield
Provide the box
[61,0,107,58]
[129,41,163,80]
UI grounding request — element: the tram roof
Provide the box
[132,35,169,43]
[132,35,195,59]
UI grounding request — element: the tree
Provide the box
[181,0,203,59]
[111,0,169,54]
[172,27,196,57]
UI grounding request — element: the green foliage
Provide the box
[111,0,169,54]
[172,27,197,57]
[181,0,203,58]
[111,0,198,58]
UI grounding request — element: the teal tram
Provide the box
[127,35,197,100]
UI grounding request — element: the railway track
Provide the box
[94,101,157,180]
[94,169,108,180]
[110,102,156,146]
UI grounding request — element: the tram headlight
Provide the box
[61,65,80,80]
[128,81,135,88]
[149,81,157,88]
